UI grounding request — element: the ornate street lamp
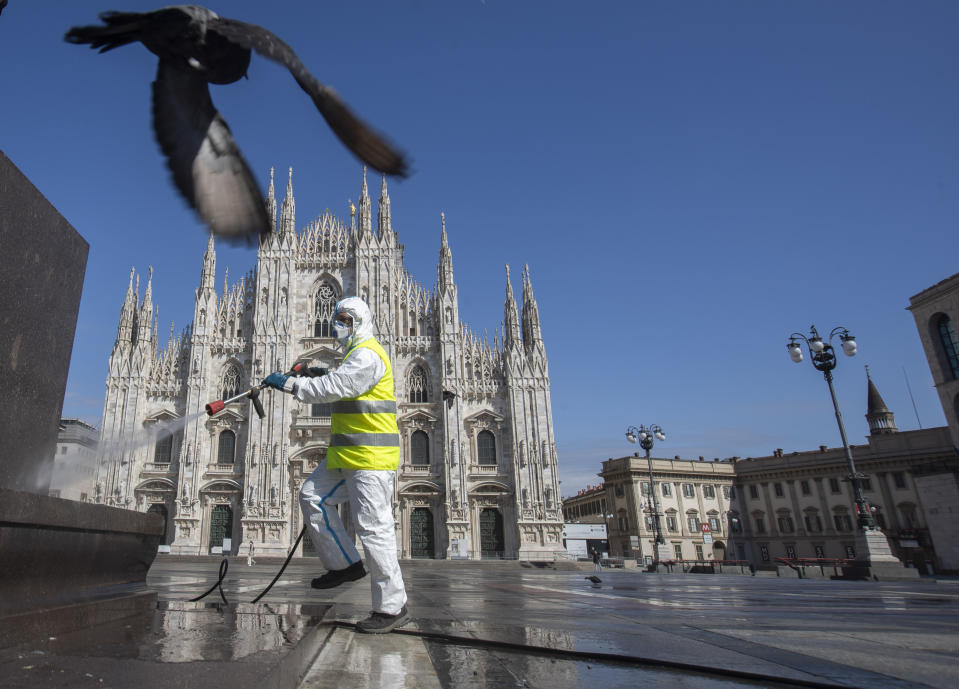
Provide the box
[786,325,874,529]
[625,425,667,562]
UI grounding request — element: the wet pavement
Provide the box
[4,558,958,688]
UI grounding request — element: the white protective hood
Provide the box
[334,296,374,350]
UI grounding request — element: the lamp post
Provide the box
[603,513,614,557]
[786,325,874,530]
[625,425,667,566]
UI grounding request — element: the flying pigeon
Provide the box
[585,575,602,584]
[65,6,409,243]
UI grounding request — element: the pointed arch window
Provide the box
[217,430,236,465]
[313,281,339,337]
[477,430,497,465]
[410,430,430,466]
[221,365,240,400]
[408,366,428,403]
[937,314,959,379]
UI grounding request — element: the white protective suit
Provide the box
[295,297,407,615]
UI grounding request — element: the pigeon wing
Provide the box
[151,60,270,243]
[211,17,409,178]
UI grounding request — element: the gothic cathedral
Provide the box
[96,168,564,560]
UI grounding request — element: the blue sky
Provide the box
[2,1,956,496]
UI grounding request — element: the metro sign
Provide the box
[701,522,713,545]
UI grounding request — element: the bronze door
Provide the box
[480,508,504,559]
[410,507,434,558]
[209,505,233,548]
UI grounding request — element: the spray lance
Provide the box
[204,362,328,418]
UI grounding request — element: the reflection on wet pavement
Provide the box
[9,601,329,663]
[91,559,959,688]
[0,600,332,689]
[301,624,823,689]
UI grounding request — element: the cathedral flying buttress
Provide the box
[96,167,563,560]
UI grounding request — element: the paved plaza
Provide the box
[4,558,958,689]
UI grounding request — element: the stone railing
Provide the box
[293,415,330,439]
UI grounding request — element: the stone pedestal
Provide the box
[0,151,164,648]
[0,489,164,645]
[0,150,88,494]
[846,528,920,580]
[649,543,675,571]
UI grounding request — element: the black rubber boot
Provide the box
[310,561,366,589]
[356,604,410,634]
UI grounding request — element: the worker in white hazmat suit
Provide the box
[261,296,409,634]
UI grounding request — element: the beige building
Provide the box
[909,272,959,446]
[49,419,99,502]
[729,425,952,572]
[597,455,737,565]
[908,272,959,572]
[569,374,956,572]
[561,484,608,524]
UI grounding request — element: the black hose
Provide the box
[251,525,307,603]
[189,557,229,604]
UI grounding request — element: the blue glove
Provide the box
[262,372,296,394]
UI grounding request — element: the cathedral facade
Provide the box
[95,168,564,560]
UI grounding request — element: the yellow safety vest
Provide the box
[327,337,400,470]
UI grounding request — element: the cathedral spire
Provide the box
[521,263,544,353]
[357,166,372,237]
[137,266,154,344]
[116,266,138,346]
[504,264,521,351]
[151,306,159,355]
[201,232,216,292]
[266,166,277,233]
[279,166,295,236]
[377,174,392,236]
[438,212,455,294]
[865,367,897,435]
[143,266,153,306]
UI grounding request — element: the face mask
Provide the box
[332,320,352,341]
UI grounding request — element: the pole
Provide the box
[823,368,873,529]
[645,446,666,546]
